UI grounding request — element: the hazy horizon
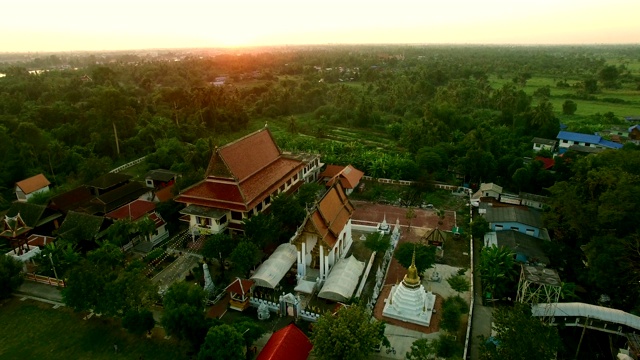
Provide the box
[3,0,639,53]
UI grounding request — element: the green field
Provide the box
[488,75,640,130]
[0,298,189,360]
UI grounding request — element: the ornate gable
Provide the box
[1,213,31,239]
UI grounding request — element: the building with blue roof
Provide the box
[556,131,623,154]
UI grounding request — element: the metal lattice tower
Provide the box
[516,265,561,321]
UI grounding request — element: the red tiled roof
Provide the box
[534,156,555,170]
[218,129,280,181]
[308,184,354,248]
[27,234,56,247]
[16,174,50,194]
[105,199,156,221]
[155,185,175,202]
[256,323,312,360]
[225,278,254,295]
[176,179,246,211]
[148,212,165,227]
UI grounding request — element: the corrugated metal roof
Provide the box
[531,137,557,146]
[557,131,602,144]
[484,206,542,229]
[532,302,640,331]
[250,243,297,289]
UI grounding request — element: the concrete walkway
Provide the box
[16,280,64,304]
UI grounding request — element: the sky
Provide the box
[2,0,639,52]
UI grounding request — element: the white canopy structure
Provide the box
[250,243,297,289]
[318,255,365,302]
[532,302,640,331]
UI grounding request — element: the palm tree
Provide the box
[137,216,157,243]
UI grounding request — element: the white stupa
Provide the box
[382,250,436,326]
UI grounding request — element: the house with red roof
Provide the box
[15,174,50,202]
[256,323,312,360]
[319,164,364,195]
[175,127,322,237]
[290,183,355,294]
[105,199,168,245]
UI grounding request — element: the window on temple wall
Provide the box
[264,196,271,205]
[257,202,263,212]
[219,215,227,224]
[231,211,242,221]
[293,173,298,181]
[286,179,291,187]
[197,217,211,227]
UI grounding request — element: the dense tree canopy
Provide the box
[0,254,24,299]
[479,304,562,360]
[394,242,436,275]
[161,282,210,349]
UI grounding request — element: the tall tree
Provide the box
[229,241,262,277]
[311,304,387,360]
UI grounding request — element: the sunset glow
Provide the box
[2,0,639,52]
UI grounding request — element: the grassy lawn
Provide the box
[0,298,189,360]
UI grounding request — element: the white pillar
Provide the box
[319,245,325,280]
[324,251,329,278]
[301,242,307,277]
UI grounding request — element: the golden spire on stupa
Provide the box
[402,246,421,289]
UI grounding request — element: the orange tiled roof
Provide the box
[307,184,354,248]
[318,165,344,179]
[16,174,50,195]
[177,128,304,212]
[211,129,281,180]
[321,164,364,189]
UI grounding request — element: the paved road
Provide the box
[469,236,493,359]
[152,253,200,294]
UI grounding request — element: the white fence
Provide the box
[110,156,147,173]
[463,195,474,360]
[361,175,463,192]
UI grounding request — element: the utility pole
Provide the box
[49,253,59,282]
[575,316,589,359]
[113,122,120,155]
